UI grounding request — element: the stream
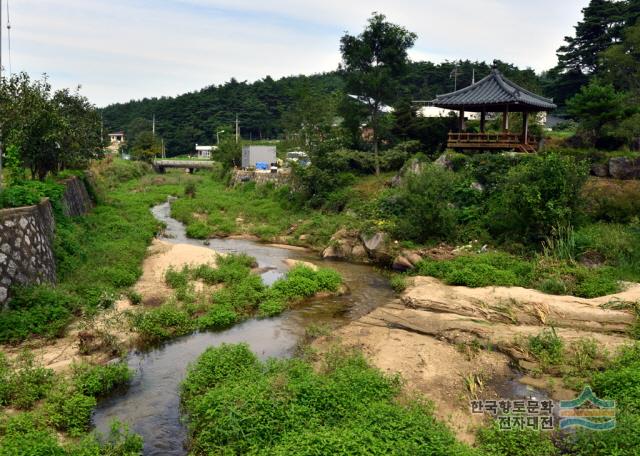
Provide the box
[92,201,396,455]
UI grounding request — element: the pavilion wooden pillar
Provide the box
[458,109,465,132]
[480,110,486,132]
[502,106,510,131]
[522,111,529,145]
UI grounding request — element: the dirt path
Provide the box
[320,276,638,443]
[2,239,220,373]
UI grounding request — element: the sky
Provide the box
[8,0,588,107]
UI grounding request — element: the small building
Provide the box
[195,144,215,159]
[109,131,125,144]
[431,66,556,153]
[242,145,277,169]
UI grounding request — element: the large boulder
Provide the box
[322,229,369,262]
[361,231,394,263]
[609,157,640,180]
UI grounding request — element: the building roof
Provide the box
[431,68,556,112]
[109,131,125,136]
[195,145,214,151]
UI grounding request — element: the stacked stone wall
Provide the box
[0,199,56,306]
[0,176,94,306]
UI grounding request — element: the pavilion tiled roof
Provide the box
[431,68,556,111]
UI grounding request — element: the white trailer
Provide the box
[241,145,277,169]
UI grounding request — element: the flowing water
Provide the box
[92,201,396,455]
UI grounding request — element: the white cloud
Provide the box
[7,0,587,106]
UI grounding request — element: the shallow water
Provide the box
[92,201,396,455]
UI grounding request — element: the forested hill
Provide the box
[101,59,542,155]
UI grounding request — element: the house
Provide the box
[109,131,125,143]
[195,144,215,159]
[242,145,277,169]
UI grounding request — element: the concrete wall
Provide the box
[231,169,292,186]
[0,176,94,306]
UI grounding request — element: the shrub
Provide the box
[0,286,79,343]
[198,304,238,330]
[582,178,640,223]
[477,421,558,456]
[129,304,195,343]
[126,289,142,305]
[72,362,132,397]
[528,328,564,370]
[258,298,287,317]
[186,221,211,239]
[486,153,588,243]
[45,387,96,436]
[4,352,54,410]
[181,344,470,455]
[380,164,461,243]
[0,180,65,209]
[165,266,190,289]
[0,412,65,455]
[184,182,197,198]
[68,421,144,455]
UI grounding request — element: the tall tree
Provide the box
[340,13,416,175]
[557,0,626,74]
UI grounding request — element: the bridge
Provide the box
[152,159,215,173]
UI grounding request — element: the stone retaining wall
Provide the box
[61,176,93,217]
[0,199,56,306]
[0,176,94,306]
[230,169,292,186]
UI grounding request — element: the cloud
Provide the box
[8,0,587,106]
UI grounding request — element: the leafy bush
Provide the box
[486,153,588,243]
[380,164,461,243]
[477,422,558,456]
[198,304,239,329]
[45,387,97,436]
[528,328,564,370]
[72,362,132,397]
[257,298,287,317]
[415,253,531,288]
[186,221,211,239]
[2,352,54,410]
[582,178,640,223]
[129,303,195,343]
[181,344,471,455]
[0,412,66,455]
[0,180,65,209]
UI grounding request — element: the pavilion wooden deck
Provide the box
[447,132,537,153]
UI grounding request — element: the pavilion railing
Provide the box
[447,132,536,145]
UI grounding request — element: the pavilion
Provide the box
[431,67,556,152]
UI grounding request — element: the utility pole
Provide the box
[0,0,4,190]
[450,65,461,91]
[472,68,475,85]
[152,114,156,137]
[235,114,239,144]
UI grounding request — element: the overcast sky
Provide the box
[9,0,588,106]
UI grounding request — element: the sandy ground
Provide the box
[2,239,220,373]
[319,276,639,443]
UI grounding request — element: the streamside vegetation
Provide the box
[0,353,140,454]
[130,255,342,343]
[180,343,474,455]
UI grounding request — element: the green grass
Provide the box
[0,163,202,343]
[170,178,357,246]
[0,351,141,453]
[180,343,474,455]
[133,257,343,343]
[412,250,622,298]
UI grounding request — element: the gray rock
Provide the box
[591,163,609,177]
[434,153,453,170]
[392,255,414,271]
[470,181,485,192]
[361,231,393,263]
[609,157,640,180]
[0,253,6,264]
[0,287,6,302]
[19,217,28,229]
